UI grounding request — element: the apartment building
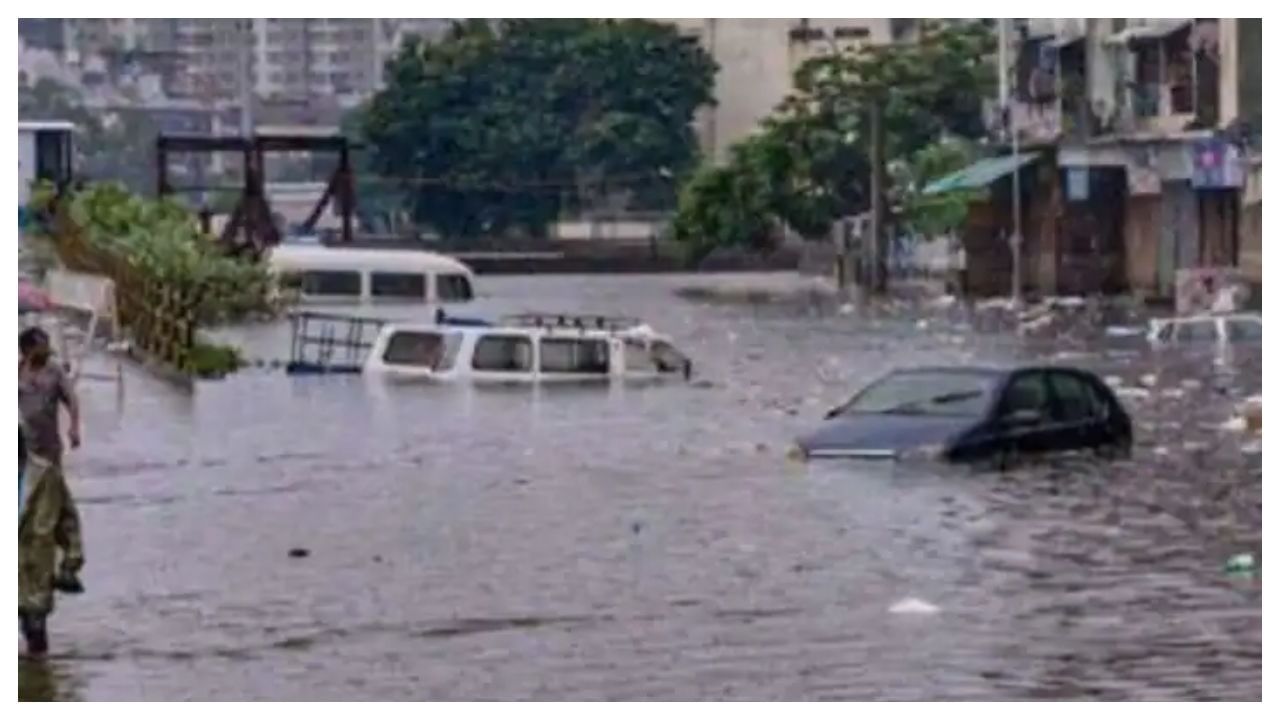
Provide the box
[664,19,898,163]
[19,19,450,106]
[941,18,1261,300]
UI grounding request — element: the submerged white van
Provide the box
[267,245,476,305]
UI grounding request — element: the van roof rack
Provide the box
[502,312,642,331]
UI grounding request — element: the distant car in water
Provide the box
[793,365,1133,464]
[1147,313,1261,348]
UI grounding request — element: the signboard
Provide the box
[1128,165,1162,196]
[1190,139,1245,189]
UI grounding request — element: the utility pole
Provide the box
[238,19,253,138]
[869,99,887,294]
[998,18,1024,305]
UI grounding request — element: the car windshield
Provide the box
[839,371,995,417]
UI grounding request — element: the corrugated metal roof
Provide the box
[921,154,1039,196]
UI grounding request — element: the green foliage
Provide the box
[189,341,243,379]
[62,182,274,324]
[673,20,996,258]
[899,137,983,236]
[362,19,716,238]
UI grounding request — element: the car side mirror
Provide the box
[824,406,842,420]
[1004,408,1043,427]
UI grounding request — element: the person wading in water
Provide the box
[18,326,85,657]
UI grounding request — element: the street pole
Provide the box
[869,100,886,294]
[999,18,1024,305]
[238,19,253,138]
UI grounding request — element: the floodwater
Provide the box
[20,274,1261,700]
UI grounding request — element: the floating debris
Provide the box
[1139,374,1158,388]
[288,547,310,559]
[1116,387,1152,401]
[1220,416,1249,432]
[1224,553,1257,577]
[888,597,940,615]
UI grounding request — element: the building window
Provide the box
[834,27,870,39]
[472,336,533,372]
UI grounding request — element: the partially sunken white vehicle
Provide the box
[286,310,692,383]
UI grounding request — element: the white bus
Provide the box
[266,245,477,305]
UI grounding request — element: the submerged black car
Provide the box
[794,365,1132,463]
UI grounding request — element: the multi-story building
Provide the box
[664,19,899,163]
[941,18,1260,300]
[19,18,450,107]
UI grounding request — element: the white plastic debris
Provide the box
[1153,446,1170,456]
[1105,326,1144,338]
[1104,375,1123,387]
[1220,416,1249,432]
[1116,387,1152,401]
[889,597,940,615]
[1139,374,1158,388]
[838,303,856,315]
[1160,388,1185,400]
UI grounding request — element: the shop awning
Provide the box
[1105,20,1191,45]
[922,154,1039,196]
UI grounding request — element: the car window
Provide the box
[1227,318,1262,342]
[1001,372,1050,417]
[1049,372,1102,423]
[842,371,995,417]
[1175,320,1219,343]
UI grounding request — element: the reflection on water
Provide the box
[23,274,1261,700]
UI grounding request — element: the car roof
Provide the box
[886,364,1101,379]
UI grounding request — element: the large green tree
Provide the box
[361,19,716,239]
[673,21,995,261]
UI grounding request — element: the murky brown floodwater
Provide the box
[20,274,1261,700]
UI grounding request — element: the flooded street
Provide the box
[21,273,1261,700]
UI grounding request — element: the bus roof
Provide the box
[266,245,475,276]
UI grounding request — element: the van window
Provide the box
[301,270,361,297]
[472,336,533,372]
[540,338,610,374]
[1175,320,1219,343]
[1227,318,1262,342]
[650,341,688,373]
[623,339,651,371]
[383,331,444,368]
[438,274,474,302]
[371,272,427,300]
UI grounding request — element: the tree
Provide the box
[897,137,981,237]
[361,19,716,239]
[673,21,995,261]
